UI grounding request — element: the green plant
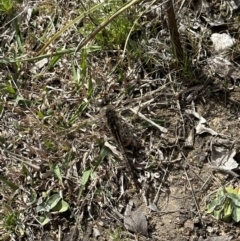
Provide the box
[107,226,123,241]
[1,204,20,237]
[36,193,69,226]
[0,0,14,13]
[0,82,17,98]
[206,186,240,222]
[3,212,18,231]
[78,144,109,199]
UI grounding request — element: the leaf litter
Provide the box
[1,0,240,240]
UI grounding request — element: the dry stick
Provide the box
[153,136,178,205]
[123,81,172,106]
[130,107,168,133]
[165,0,184,62]
[208,165,239,178]
[200,174,213,192]
[168,73,186,138]
[75,0,141,55]
[184,167,204,225]
[79,0,99,27]
[58,225,61,241]
[4,150,40,171]
[153,165,168,206]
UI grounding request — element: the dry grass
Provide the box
[1,0,240,240]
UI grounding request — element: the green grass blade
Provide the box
[0,175,19,191]
[37,2,105,55]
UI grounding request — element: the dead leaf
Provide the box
[185,109,206,124]
[208,57,240,82]
[211,145,238,170]
[211,33,236,53]
[196,121,218,135]
[124,210,148,236]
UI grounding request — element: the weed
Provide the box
[206,186,240,222]
[0,0,14,14]
[107,226,123,241]
[36,193,69,225]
